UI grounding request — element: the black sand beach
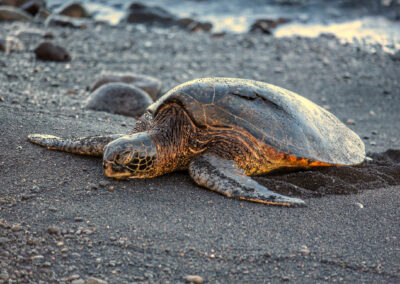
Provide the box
[1,10,400,284]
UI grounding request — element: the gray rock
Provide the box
[47,225,60,235]
[86,277,108,284]
[32,255,44,264]
[34,42,71,62]
[0,6,32,22]
[84,83,153,117]
[124,2,177,26]
[0,237,10,246]
[56,2,90,18]
[184,275,203,283]
[90,73,162,100]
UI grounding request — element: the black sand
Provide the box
[1,21,400,283]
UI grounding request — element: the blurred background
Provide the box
[44,0,400,53]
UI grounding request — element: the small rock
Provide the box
[369,110,376,116]
[371,130,378,135]
[11,223,22,232]
[343,72,351,79]
[84,83,153,117]
[0,269,9,281]
[0,6,32,22]
[124,3,177,26]
[47,225,61,235]
[31,185,41,192]
[56,2,90,18]
[18,0,44,16]
[370,141,377,146]
[98,180,109,187]
[87,182,98,190]
[178,17,212,32]
[49,206,57,212]
[86,277,108,284]
[43,261,51,267]
[90,73,162,100]
[355,202,364,208]
[74,217,83,222]
[0,237,10,246]
[346,119,355,125]
[71,279,85,284]
[299,245,310,255]
[249,18,290,34]
[34,42,71,62]
[184,275,203,283]
[32,255,44,264]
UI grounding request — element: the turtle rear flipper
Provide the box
[28,134,124,156]
[189,153,306,207]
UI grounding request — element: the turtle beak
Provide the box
[102,160,133,179]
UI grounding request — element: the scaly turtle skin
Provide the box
[28,78,366,206]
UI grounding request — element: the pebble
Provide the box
[90,73,162,100]
[0,237,10,246]
[74,216,83,222]
[346,119,355,125]
[84,83,153,117]
[71,279,85,284]
[34,42,71,62]
[99,180,109,187]
[184,275,203,283]
[86,277,108,284]
[11,223,22,232]
[87,182,98,190]
[0,270,9,281]
[31,185,41,192]
[47,225,61,235]
[32,255,44,264]
[355,202,364,208]
[299,245,310,255]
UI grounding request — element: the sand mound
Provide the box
[256,149,400,198]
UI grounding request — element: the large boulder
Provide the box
[90,73,162,100]
[84,83,154,117]
[124,2,177,26]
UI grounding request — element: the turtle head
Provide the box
[103,133,158,179]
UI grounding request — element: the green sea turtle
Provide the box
[28,78,365,206]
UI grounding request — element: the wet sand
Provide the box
[0,21,400,283]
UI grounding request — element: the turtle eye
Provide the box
[115,151,131,164]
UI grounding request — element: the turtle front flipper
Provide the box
[28,134,124,156]
[188,153,306,207]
